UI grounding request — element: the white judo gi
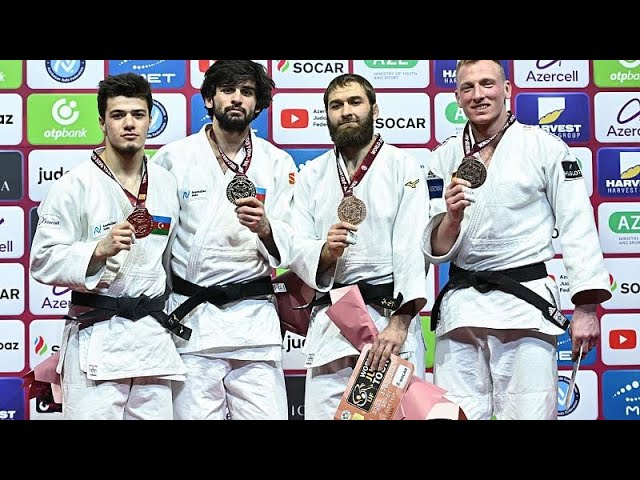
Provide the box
[30,152,185,420]
[285,142,429,420]
[151,125,297,420]
[422,121,610,419]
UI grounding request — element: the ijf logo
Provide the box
[46,60,86,83]
[148,99,168,139]
[602,370,640,419]
[515,93,590,143]
[597,149,640,198]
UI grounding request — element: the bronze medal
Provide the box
[226,175,256,204]
[127,207,154,239]
[455,157,487,189]
[337,196,367,225]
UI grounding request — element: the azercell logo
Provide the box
[27,94,103,145]
[45,60,86,83]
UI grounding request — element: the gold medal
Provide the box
[337,196,367,225]
[226,175,257,204]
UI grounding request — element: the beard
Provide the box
[328,109,375,149]
[214,105,255,133]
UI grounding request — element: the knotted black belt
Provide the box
[430,262,569,332]
[295,281,403,312]
[170,273,274,325]
[68,290,191,340]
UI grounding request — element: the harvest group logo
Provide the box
[597,149,640,197]
[515,93,589,143]
[27,94,103,145]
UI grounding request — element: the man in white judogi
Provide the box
[284,74,429,420]
[422,60,611,420]
[151,60,296,420]
[30,73,185,420]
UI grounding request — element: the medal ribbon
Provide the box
[91,148,148,208]
[209,127,253,177]
[336,133,384,198]
[462,112,516,157]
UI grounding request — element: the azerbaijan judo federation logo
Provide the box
[46,60,86,83]
[557,374,580,416]
[148,99,168,139]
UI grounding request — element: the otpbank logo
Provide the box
[0,60,22,89]
[272,60,348,88]
[594,92,640,143]
[27,94,103,145]
[515,93,590,143]
[189,94,268,138]
[598,202,640,254]
[513,60,589,88]
[594,60,640,88]
[597,148,640,198]
[108,60,185,88]
[353,60,429,88]
[433,60,510,89]
[602,370,640,419]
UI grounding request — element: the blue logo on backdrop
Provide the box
[0,378,25,420]
[433,60,511,89]
[557,374,580,416]
[285,149,331,169]
[597,147,640,198]
[148,99,168,139]
[602,370,640,420]
[190,94,268,138]
[515,93,590,143]
[108,60,186,88]
[45,60,86,83]
[556,323,597,366]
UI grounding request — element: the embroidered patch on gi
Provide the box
[256,186,266,203]
[181,188,208,200]
[405,178,420,188]
[426,170,444,199]
[561,160,583,180]
[151,215,171,236]
[37,214,62,230]
[91,219,116,238]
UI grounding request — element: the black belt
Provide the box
[295,281,403,312]
[430,262,569,332]
[68,290,191,340]
[170,273,274,325]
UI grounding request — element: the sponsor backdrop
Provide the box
[0,59,638,420]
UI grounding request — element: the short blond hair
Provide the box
[455,60,505,82]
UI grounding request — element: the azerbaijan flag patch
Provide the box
[151,215,171,235]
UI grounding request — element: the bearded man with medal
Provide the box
[30,73,185,419]
[283,74,430,420]
[151,60,297,420]
[422,60,611,420]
